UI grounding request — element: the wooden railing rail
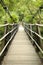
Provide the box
[23,23,43,58]
[0,23,18,57]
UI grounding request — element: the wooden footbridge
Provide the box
[0,23,43,65]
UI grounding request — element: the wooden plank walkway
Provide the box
[2,25,42,65]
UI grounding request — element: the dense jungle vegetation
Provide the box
[0,0,43,24]
[0,0,43,38]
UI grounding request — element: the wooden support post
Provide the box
[35,24,42,52]
[30,25,32,37]
[4,21,8,35]
[30,25,33,44]
[37,26,43,50]
[4,21,8,45]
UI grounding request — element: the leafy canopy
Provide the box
[0,0,43,24]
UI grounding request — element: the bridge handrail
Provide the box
[24,23,43,54]
[0,23,18,56]
[24,23,43,27]
[0,23,18,27]
[25,26,43,40]
[0,26,17,41]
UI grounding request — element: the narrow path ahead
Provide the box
[2,25,42,65]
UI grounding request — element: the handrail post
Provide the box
[37,25,43,50]
[30,25,33,37]
[11,23,14,35]
[4,21,8,45]
[37,25,41,45]
[4,21,8,34]
[35,25,40,45]
[30,25,33,44]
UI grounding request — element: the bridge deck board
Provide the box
[2,25,42,65]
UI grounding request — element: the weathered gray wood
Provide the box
[2,25,42,65]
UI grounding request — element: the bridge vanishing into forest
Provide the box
[0,0,43,65]
[0,23,43,65]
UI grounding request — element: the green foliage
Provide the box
[0,4,5,24]
[0,0,43,40]
[0,0,43,24]
[11,12,19,23]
